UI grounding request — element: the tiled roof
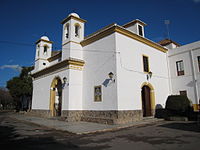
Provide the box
[158,39,180,46]
[51,51,61,57]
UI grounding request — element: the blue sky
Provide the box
[0,0,200,87]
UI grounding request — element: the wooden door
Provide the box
[142,86,152,117]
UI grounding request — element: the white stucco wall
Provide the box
[115,33,170,110]
[67,68,83,110]
[126,25,137,35]
[82,34,118,110]
[62,42,83,60]
[82,32,170,111]
[126,23,145,37]
[32,69,70,110]
[164,43,178,49]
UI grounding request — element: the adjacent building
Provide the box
[159,39,200,111]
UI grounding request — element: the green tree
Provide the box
[6,66,34,111]
[0,88,13,110]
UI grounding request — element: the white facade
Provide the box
[31,13,200,124]
[168,41,200,110]
[115,32,170,110]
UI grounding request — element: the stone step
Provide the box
[81,117,114,125]
[142,116,154,120]
[50,116,67,121]
[142,116,164,123]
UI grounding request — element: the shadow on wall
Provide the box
[102,79,112,87]
[186,81,195,87]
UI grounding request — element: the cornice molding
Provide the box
[32,58,85,78]
[62,41,80,46]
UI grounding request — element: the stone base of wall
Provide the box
[30,109,143,124]
[81,110,143,124]
[28,109,51,118]
[116,110,143,124]
[81,110,118,124]
[62,110,82,122]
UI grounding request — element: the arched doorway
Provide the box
[141,82,155,117]
[50,77,62,117]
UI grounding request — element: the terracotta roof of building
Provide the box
[47,51,62,62]
[158,39,181,47]
[51,51,61,57]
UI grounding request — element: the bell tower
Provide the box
[34,36,52,71]
[61,13,86,60]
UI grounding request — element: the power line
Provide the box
[0,40,117,54]
[117,52,169,79]
[0,40,34,46]
[0,40,171,80]
[94,54,115,73]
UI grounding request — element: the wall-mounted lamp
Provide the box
[108,72,114,79]
[108,72,115,83]
[62,77,68,88]
[147,71,153,81]
[63,77,67,84]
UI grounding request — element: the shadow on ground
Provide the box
[117,134,187,145]
[159,122,200,133]
[0,125,110,150]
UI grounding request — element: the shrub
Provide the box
[165,95,193,117]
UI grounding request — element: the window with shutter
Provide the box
[143,55,149,72]
[176,60,184,76]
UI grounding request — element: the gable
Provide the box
[81,24,168,53]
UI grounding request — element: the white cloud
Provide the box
[8,59,14,63]
[0,65,22,72]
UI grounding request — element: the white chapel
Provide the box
[31,13,200,124]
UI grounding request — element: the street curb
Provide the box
[8,115,76,135]
[9,114,164,135]
[76,120,164,135]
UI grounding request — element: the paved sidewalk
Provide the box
[9,113,163,134]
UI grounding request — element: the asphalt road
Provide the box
[0,111,200,150]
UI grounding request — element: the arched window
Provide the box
[65,24,69,39]
[75,24,80,37]
[37,44,40,57]
[44,45,48,54]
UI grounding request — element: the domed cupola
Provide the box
[40,36,50,41]
[68,13,80,18]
